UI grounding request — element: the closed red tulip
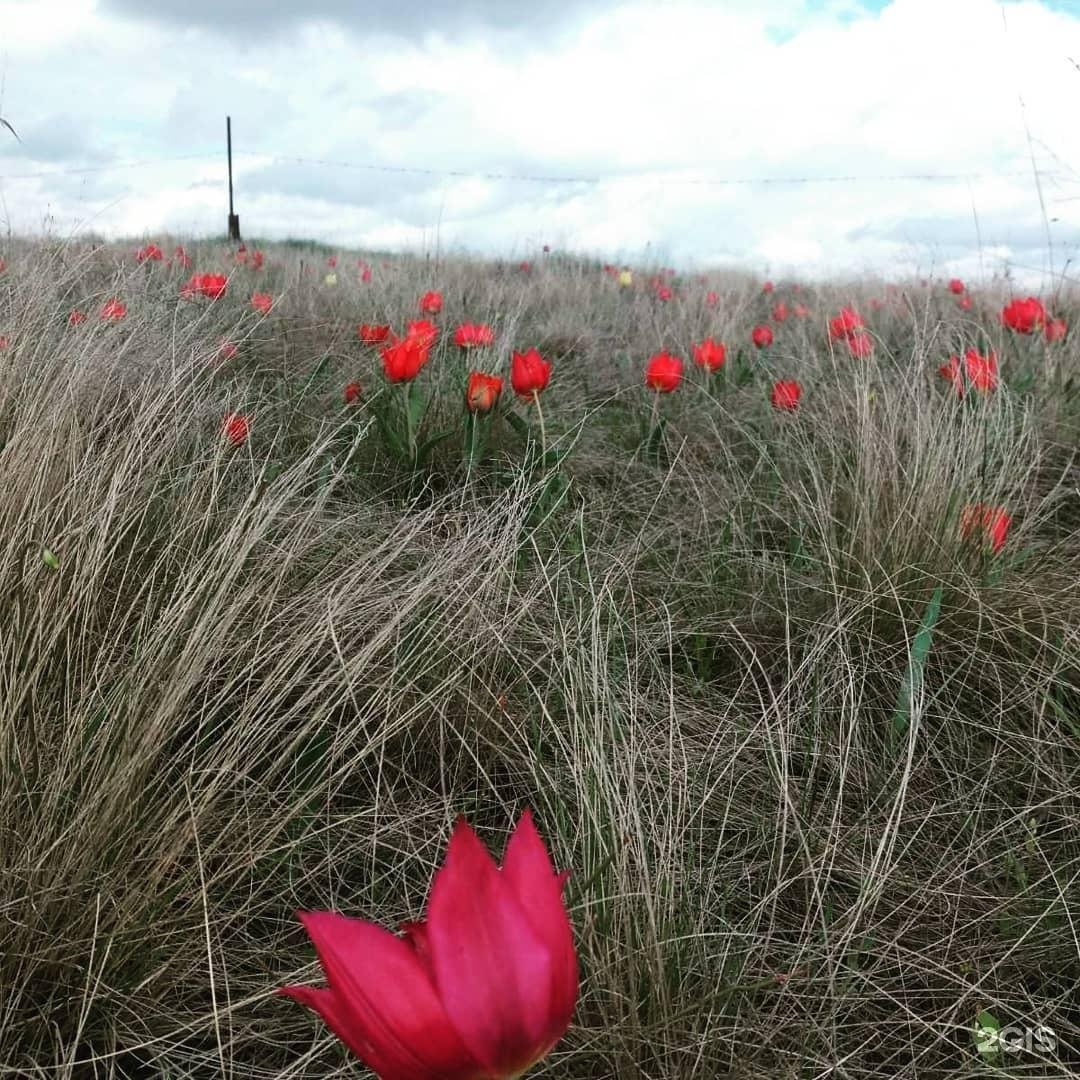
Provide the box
[219,341,239,361]
[958,295,973,311]
[359,323,391,345]
[279,811,577,1080]
[250,250,265,271]
[419,290,443,314]
[705,290,719,307]
[846,331,874,359]
[510,348,551,398]
[828,307,864,340]
[222,412,250,446]
[381,337,431,383]
[453,323,495,349]
[173,245,192,269]
[327,255,338,268]
[343,381,362,404]
[960,503,1011,554]
[655,284,673,302]
[519,261,532,273]
[0,335,8,350]
[692,337,726,372]
[772,302,789,323]
[751,324,773,349]
[645,351,683,392]
[360,266,373,283]
[948,278,965,295]
[762,280,775,293]
[136,243,164,263]
[1045,317,1068,343]
[68,309,87,326]
[465,371,504,413]
[771,379,802,410]
[251,292,273,314]
[793,303,810,318]
[1000,297,1045,334]
[100,298,127,321]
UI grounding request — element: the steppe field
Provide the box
[1,237,1078,1078]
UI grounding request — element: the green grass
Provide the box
[0,237,1078,1078]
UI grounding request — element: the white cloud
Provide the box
[0,0,1079,284]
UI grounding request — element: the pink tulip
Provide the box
[279,811,578,1079]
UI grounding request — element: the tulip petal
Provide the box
[277,984,400,1075]
[294,910,483,1080]
[426,818,555,1073]
[502,811,579,1036]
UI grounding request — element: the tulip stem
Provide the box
[403,382,415,466]
[533,391,547,465]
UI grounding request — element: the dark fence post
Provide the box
[227,116,241,242]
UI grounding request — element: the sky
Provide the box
[2,0,1080,282]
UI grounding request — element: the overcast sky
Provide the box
[2,0,1080,281]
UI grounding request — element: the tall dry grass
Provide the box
[0,237,1078,1078]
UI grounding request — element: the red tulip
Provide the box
[964,348,998,393]
[1045,317,1068,343]
[771,380,802,410]
[938,349,997,396]
[937,355,964,396]
[846,331,874,359]
[645,351,683,392]
[692,337,726,372]
[173,245,192,269]
[222,412,250,447]
[453,323,495,349]
[772,302,789,323]
[762,280,774,293]
[751,324,773,349]
[406,319,440,347]
[948,278,965,295]
[279,810,577,1080]
[828,307,864,340]
[219,341,239,361]
[655,284,673,302]
[360,266,373,283]
[958,295,973,311]
[250,250,265,271]
[381,336,431,383]
[1000,297,1045,334]
[705,290,719,307]
[960,503,1011,554]
[251,292,273,315]
[793,303,810,319]
[327,255,338,268]
[510,348,551,398]
[343,381,362,404]
[136,243,164,263]
[0,335,9,350]
[419,290,443,314]
[184,273,228,301]
[68,309,87,326]
[100,298,127,321]
[519,261,532,273]
[465,371,504,413]
[359,323,392,345]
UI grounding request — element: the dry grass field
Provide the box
[0,236,1078,1078]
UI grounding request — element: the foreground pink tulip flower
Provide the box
[279,810,578,1079]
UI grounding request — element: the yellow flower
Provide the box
[618,269,633,287]
[324,272,338,286]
